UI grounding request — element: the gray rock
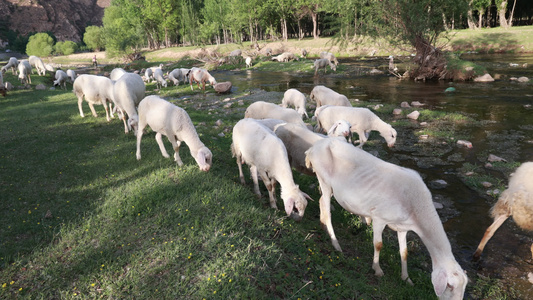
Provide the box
[214,81,232,94]
[474,74,495,82]
[407,110,420,120]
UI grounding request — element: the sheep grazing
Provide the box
[231,118,310,221]
[272,52,298,62]
[309,85,351,108]
[53,70,68,90]
[473,162,533,260]
[66,69,77,83]
[144,68,153,82]
[273,122,350,176]
[305,138,468,299]
[245,56,252,68]
[189,67,216,91]
[229,49,242,57]
[44,64,55,72]
[17,60,32,84]
[29,55,47,76]
[113,73,146,134]
[315,105,397,148]
[245,101,306,126]
[319,51,339,66]
[153,68,167,89]
[314,58,336,76]
[168,68,183,86]
[1,57,18,75]
[281,88,308,119]
[110,68,127,81]
[136,95,212,172]
[73,74,115,122]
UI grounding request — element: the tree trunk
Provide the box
[509,0,517,27]
[311,12,318,39]
[411,35,447,80]
[478,10,483,28]
[498,0,509,28]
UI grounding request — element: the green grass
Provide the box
[0,71,443,299]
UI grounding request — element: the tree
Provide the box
[26,32,54,56]
[83,26,105,51]
[471,0,491,29]
[496,0,509,28]
[55,41,78,55]
[102,3,145,58]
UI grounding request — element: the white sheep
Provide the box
[66,69,77,83]
[110,68,127,81]
[253,118,287,131]
[281,89,308,119]
[189,67,216,91]
[245,101,306,126]
[29,55,47,76]
[112,73,146,134]
[473,161,533,260]
[153,68,167,88]
[179,68,190,82]
[168,68,183,86]
[136,95,212,172]
[319,51,339,66]
[53,69,68,90]
[73,74,115,121]
[271,52,298,62]
[309,85,351,108]
[44,64,55,72]
[17,60,31,84]
[231,118,310,221]
[314,105,397,148]
[305,138,468,299]
[273,121,350,176]
[1,57,18,75]
[245,56,252,68]
[314,58,336,75]
[144,68,153,82]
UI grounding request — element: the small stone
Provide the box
[510,77,518,81]
[474,74,495,82]
[400,101,410,108]
[485,162,493,168]
[411,101,423,107]
[445,87,456,93]
[392,108,402,115]
[433,202,444,209]
[407,111,420,120]
[429,179,448,189]
[223,98,231,102]
[215,119,223,126]
[457,140,473,148]
[420,122,428,126]
[369,68,384,75]
[465,171,474,176]
[224,103,232,108]
[419,135,429,140]
[35,84,46,90]
[528,272,533,284]
[45,210,52,219]
[481,182,493,188]
[517,76,530,83]
[5,82,14,90]
[217,132,225,137]
[465,66,474,71]
[488,154,507,162]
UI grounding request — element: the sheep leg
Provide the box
[398,231,413,285]
[166,135,184,166]
[249,165,261,197]
[235,154,246,185]
[77,97,86,118]
[88,103,99,118]
[259,172,278,209]
[372,221,387,277]
[473,214,509,260]
[316,173,342,251]
[102,101,111,122]
[155,132,171,158]
[135,126,145,160]
[109,102,115,119]
[356,130,367,148]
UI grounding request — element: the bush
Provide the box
[26,32,54,56]
[55,41,78,55]
[83,26,105,51]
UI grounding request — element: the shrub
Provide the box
[26,32,54,57]
[55,41,78,55]
[83,26,105,51]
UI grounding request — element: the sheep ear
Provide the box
[197,149,206,164]
[327,123,338,135]
[431,268,448,296]
[284,197,295,216]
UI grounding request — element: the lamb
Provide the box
[17,60,31,84]
[73,74,115,122]
[319,51,339,66]
[66,69,77,83]
[304,138,468,299]
[473,162,533,260]
[136,95,212,172]
[281,88,308,119]
[245,56,252,68]
[315,105,397,148]
[29,55,47,76]
[112,73,146,134]
[1,57,18,75]
[314,58,336,75]
[189,67,216,91]
[273,121,350,176]
[309,85,351,108]
[244,101,306,126]
[168,68,183,86]
[110,68,127,81]
[231,118,310,221]
[53,69,68,90]
[153,68,168,88]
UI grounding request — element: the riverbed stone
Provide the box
[474,74,495,82]
[400,101,410,108]
[488,154,507,162]
[35,84,46,90]
[392,108,402,115]
[411,101,424,106]
[407,110,420,120]
[517,76,530,83]
[214,81,232,93]
[429,179,448,189]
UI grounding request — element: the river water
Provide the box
[213,53,533,297]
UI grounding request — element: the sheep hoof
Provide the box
[405,278,414,286]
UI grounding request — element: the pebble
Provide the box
[217,132,225,137]
[401,101,410,108]
[445,87,456,92]
[485,162,493,168]
[433,202,444,209]
[420,122,428,126]
[430,179,448,189]
[457,140,473,148]
[215,119,223,126]
[407,110,420,120]
[488,154,507,162]
[465,171,474,176]
[392,108,402,115]
[419,135,429,140]
[481,182,493,188]
[411,101,424,107]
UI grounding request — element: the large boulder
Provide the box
[214,81,232,94]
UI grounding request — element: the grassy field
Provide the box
[3,26,530,299]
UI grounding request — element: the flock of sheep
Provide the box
[2,53,532,299]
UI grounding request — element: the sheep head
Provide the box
[327,120,351,137]
[381,125,397,148]
[128,116,139,135]
[282,186,310,221]
[431,264,468,300]
[194,146,213,172]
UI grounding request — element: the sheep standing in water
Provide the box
[314,58,336,76]
[474,162,533,260]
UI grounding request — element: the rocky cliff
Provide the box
[0,0,110,42]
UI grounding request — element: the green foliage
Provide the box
[54,41,78,56]
[102,4,145,58]
[83,26,105,51]
[26,32,54,57]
